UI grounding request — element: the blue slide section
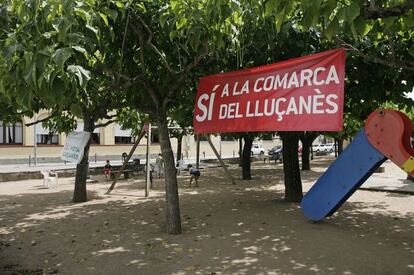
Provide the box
[301,130,387,221]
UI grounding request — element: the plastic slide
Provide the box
[301,109,414,221]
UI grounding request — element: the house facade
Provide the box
[1,111,283,164]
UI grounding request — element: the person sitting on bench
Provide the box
[104,160,112,181]
[187,164,200,188]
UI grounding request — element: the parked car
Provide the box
[312,143,328,152]
[312,144,320,152]
[325,143,336,153]
[268,145,283,161]
[312,144,322,152]
[251,143,265,155]
[312,143,335,153]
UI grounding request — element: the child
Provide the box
[104,160,112,180]
[187,164,200,188]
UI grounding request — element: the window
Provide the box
[151,130,159,144]
[37,134,58,144]
[0,122,23,144]
[36,123,58,144]
[114,123,133,144]
[115,136,135,144]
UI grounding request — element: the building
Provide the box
[0,111,282,164]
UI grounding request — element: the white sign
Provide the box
[61,131,91,164]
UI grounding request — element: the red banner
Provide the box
[193,48,346,134]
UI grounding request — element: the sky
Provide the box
[405,88,414,101]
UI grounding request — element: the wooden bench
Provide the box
[110,169,133,180]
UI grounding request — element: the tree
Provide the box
[300,131,319,170]
[258,0,414,201]
[241,134,255,180]
[0,0,133,202]
[108,0,238,234]
[168,83,196,164]
[261,0,414,70]
[280,131,303,202]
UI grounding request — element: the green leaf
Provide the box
[275,7,286,32]
[354,16,371,36]
[0,80,5,95]
[160,13,169,27]
[99,12,109,26]
[53,48,73,70]
[382,16,397,28]
[337,3,360,23]
[52,18,74,43]
[74,7,90,22]
[106,9,118,22]
[67,65,91,88]
[70,104,83,117]
[265,0,278,16]
[23,62,36,88]
[302,0,321,28]
[169,30,178,41]
[86,24,99,34]
[402,11,414,28]
[325,17,339,40]
[115,1,125,8]
[346,3,360,22]
[175,17,187,30]
[171,0,178,10]
[66,33,85,44]
[72,46,89,58]
[15,86,33,109]
[350,22,358,39]
[50,77,66,105]
[321,0,337,20]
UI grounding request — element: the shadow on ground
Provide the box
[0,158,413,274]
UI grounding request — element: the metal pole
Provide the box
[219,134,222,157]
[145,123,151,197]
[239,137,243,167]
[196,134,200,169]
[33,114,37,166]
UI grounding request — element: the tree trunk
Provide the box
[157,111,182,235]
[300,132,318,171]
[280,131,303,203]
[176,134,183,164]
[336,137,344,155]
[242,136,253,180]
[73,116,93,203]
[238,138,243,167]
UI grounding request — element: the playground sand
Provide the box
[0,157,413,274]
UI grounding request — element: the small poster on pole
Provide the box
[61,131,91,164]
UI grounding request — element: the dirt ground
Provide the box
[0,157,413,274]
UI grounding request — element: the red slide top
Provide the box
[365,109,414,176]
